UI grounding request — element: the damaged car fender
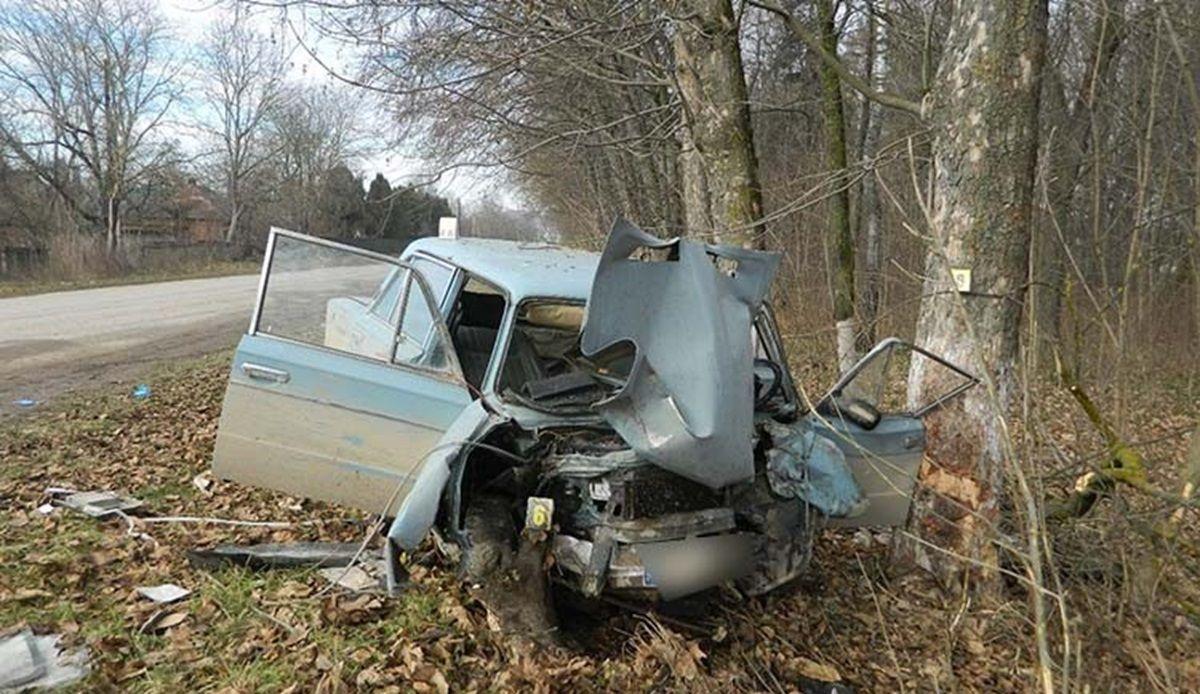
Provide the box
[385,400,505,589]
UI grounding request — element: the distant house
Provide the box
[124,178,225,244]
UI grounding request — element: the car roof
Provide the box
[404,236,598,302]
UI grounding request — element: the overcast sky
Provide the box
[159,0,506,206]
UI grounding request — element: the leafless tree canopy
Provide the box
[0,0,180,251]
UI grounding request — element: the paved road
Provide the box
[0,274,261,415]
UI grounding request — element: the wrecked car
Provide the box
[211,220,974,613]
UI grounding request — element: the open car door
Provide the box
[811,338,977,527]
[212,229,472,515]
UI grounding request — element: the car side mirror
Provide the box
[817,393,882,430]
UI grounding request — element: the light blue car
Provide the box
[212,222,974,612]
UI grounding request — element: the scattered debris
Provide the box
[131,384,151,400]
[35,503,55,515]
[11,397,38,408]
[191,472,213,496]
[0,630,89,690]
[135,583,191,604]
[188,542,365,571]
[319,559,387,593]
[54,490,143,518]
[139,610,188,634]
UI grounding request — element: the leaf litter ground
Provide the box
[1,352,1197,691]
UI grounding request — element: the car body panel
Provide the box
[212,230,472,515]
[213,333,473,515]
[403,237,597,303]
[579,219,782,489]
[812,415,925,528]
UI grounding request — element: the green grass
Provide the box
[0,259,260,298]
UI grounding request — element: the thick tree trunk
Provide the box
[815,0,857,373]
[670,0,765,248]
[901,0,1049,587]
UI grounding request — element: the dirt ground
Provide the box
[0,353,1197,691]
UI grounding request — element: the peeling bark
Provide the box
[901,0,1050,588]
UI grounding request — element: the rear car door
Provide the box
[212,229,472,515]
[812,339,976,527]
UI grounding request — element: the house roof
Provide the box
[404,236,597,301]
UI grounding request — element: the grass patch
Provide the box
[0,259,260,299]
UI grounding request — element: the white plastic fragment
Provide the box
[192,472,214,495]
[135,584,191,604]
[319,560,385,593]
[0,630,88,690]
[55,490,143,518]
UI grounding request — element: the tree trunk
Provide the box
[105,195,122,254]
[670,0,765,249]
[1030,0,1127,369]
[901,0,1049,587]
[858,3,883,350]
[226,171,243,243]
[815,0,857,373]
[226,202,243,244]
[677,112,714,236]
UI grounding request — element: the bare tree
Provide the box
[668,0,766,247]
[0,0,180,252]
[904,0,1049,585]
[265,84,364,235]
[813,0,857,372]
[200,6,290,243]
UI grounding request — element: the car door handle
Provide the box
[241,363,290,383]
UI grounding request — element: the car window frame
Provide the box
[367,267,406,324]
[250,227,467,386]
[407,254,458,314]
[405,251,519,394]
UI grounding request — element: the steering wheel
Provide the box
[753,358,783,408]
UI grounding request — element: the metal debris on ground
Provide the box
[0,630,89,690]
[53,490,144,518]
[135,584,191,604]
[318,559,387,594]
[138,611,188,635]
[12,398,37,408]
[187,542,364,571]
[132,384,151,400]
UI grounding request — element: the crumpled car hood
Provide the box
[580,219,781,489]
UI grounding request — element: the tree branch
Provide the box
[748,0,923,118]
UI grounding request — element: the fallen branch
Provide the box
[1046,352,1150,521]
